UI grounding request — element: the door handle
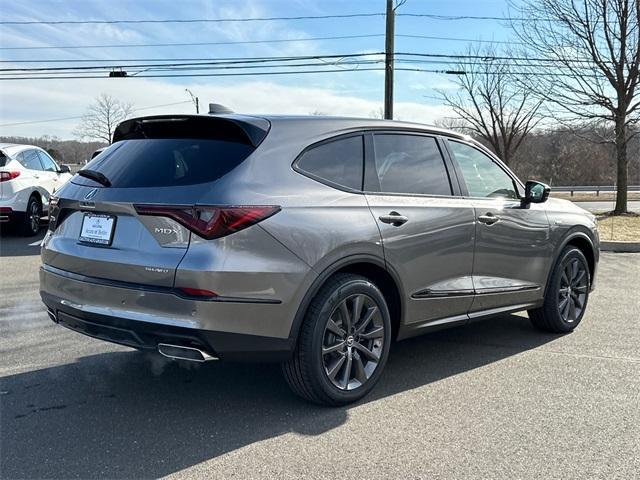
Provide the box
[378,211,409,226]
[478,212,500,225]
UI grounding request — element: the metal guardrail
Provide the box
[553,185,640,196]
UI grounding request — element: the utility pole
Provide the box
[384,0,395,120]
[185,88,199,114]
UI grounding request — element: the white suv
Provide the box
[0,143,72,236]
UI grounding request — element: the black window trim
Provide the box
[363,130,459,199]
[444,138,525,200]
[292,131,366,194]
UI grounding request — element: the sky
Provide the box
[0,0,517,139]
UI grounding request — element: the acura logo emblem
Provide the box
[84,188,98,200]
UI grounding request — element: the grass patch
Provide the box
[596,213,640,241]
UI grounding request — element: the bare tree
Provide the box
[369,106,385,119]
[437,45,542,167]
[74,94,133,144]
[509,0,640,214]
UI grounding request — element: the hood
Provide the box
[545,197,591,215]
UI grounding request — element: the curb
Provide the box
[600,240,640,252]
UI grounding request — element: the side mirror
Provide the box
[58,164,71,174]
[523,180,550,205]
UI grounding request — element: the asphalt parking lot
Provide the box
[1,228,639,479]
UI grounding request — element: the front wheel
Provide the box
[529,246,590,333]
[282,273,391,406]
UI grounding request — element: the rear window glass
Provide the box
[0,152,7,167]
[296,136,364,191]
[370,134,452,196]
[75,139,254,188]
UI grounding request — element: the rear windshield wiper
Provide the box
[77,169,111,187]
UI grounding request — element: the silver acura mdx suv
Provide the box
[40,114,599,405]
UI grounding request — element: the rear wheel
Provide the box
[20,196,42,237]
[282,273,391,406]
[529,247,590,333]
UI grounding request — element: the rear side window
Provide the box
[20,150,44,171]
[0,152,7,167]
[296,136,364,191]
[76,139,254,188]
[371,134,452,196]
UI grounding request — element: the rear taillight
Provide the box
[0,171,20,182]
[134,204,280,240]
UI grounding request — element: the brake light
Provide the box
[0,171,20,182]
[134,204,280,240]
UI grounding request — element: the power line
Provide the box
[0,12,564,26]
[0,13,385,25]
[0,52,606,73]
[0,33,525,52]
[0,101,191,127]
[0,67,391,81]
[0,52,386,65]
[0,34,386,51]
[0,65,608,81]
[396,13,552,22]
[0,60,386,76]
[397,34,524,46]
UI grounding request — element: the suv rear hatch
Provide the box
[42,115,270,288]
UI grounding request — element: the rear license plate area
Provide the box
[79,213,116,246]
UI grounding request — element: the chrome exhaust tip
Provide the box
[157,343,218,362]
[47,308,57,323]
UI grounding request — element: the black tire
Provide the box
[20,195,42,237]
[282,273,392,406]
[529,246,590,333]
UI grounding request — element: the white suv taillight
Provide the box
[0,171,20,182]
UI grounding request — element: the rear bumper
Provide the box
[42,297,294,361]
[40,265,297,361]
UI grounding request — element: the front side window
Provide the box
[20,150,43,171]
[37,150,58,172]
[296,135,364,190]
[371,134,452,196]
[448,141,518,199]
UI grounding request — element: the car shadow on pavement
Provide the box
[0,227,45,257]
[0,313,560,479]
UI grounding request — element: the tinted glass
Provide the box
[37,151,58,172]
[20,150,43,171]
[448,141,518,199]
[372,134,451,195]
[77,139,254,188]
[0,152,8,167]
[296,136,364,190]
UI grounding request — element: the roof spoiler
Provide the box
[112,114,270,147]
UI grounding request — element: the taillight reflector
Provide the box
[0,171,20,182]
[134,204,280,240]
[178,287,218,299]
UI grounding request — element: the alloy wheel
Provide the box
[29,201,40,234]
[322,293,386,391]
[557,258,588,323]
